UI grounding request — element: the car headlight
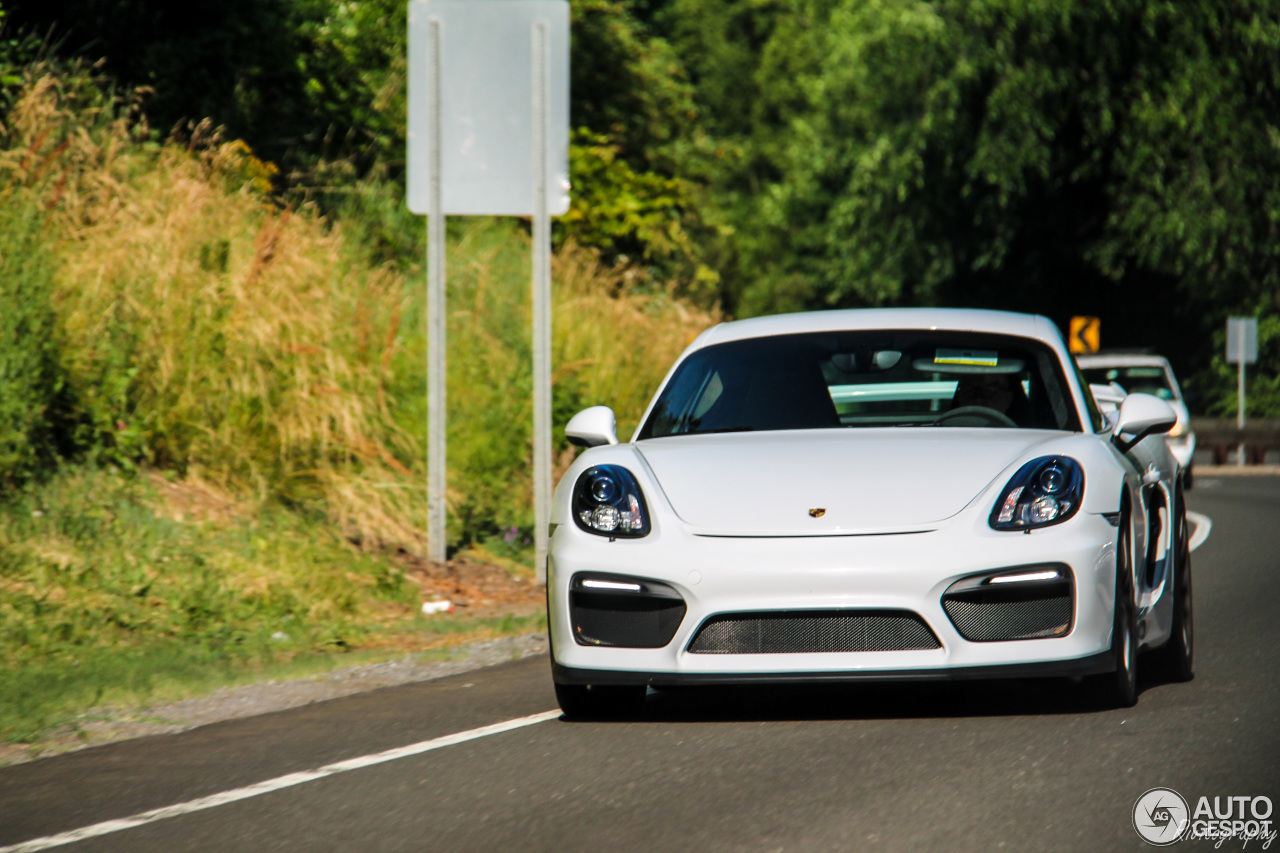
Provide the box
[572,465,650,537]
[989,456,1084,531]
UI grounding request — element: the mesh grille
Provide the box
[570,592,686,648]
[943,587,1072,642]
[688,610,940,654]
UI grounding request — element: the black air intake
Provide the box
[570,574,686,648]
[942,565,1073,642]
[688,610,940,654]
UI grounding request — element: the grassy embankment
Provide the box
[0,69,718,744]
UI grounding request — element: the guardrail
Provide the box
[1190,418,1280,465]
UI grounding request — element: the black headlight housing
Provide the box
[572,465,650,537]
[989,456,1084,531]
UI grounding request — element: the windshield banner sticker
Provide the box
[934,348,999,367]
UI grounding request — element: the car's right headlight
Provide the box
[989,456,1084,531]
[572,465,650,537]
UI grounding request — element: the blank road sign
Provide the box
[1226,317,1258,364]
[407,0,570,216]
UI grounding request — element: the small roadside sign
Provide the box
[1069,316,1101,354]
[1226,317,1258,365]
[1226,316,1259,462]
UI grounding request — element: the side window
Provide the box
[691,372,723,421]
[642,360,707,436]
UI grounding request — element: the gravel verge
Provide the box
[0,632,549,767]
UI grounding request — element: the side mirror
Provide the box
[1111,393,1177,453]
[565,406,619,448]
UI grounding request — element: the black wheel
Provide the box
[1093,516,1138,709]
[1150,490,1194,683]
[554,682,646,719]
[1183,465,1193,491]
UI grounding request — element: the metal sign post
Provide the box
[1226,317,1259,467]
[531,22,552,582]
[425,18,447,564]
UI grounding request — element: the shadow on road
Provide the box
[566,671,1178,724]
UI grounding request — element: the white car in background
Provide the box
[548,309,1194,718]
[1077,353,1196,487]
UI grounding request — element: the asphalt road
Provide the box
[2,475,1278,852]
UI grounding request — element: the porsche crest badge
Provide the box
[808,508,826,518]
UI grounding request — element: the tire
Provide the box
[1150,490,1194,683]
[554,682,646,720]
[1184,465,1194,491]
[1093,516,1138,709]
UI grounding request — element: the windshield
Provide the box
[1081,365,1180,402]
[639,330,1081,438]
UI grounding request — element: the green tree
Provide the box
[664,0,1280,388]
[3,0,321,165]
[565,0,720,294]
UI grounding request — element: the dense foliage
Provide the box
[656,0,1280,395]
[2,0,1277,409]
[0,193,76,488]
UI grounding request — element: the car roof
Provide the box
[1075,353,1173,369]
[690,308,1060,350]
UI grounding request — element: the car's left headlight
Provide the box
[572,465,651,537]
[989,456,1084,531]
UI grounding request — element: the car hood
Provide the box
[635,429,1060,536]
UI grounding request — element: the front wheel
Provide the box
[554,682,646,720]
[1150,493,1194,683]
[1093,517,1138,709]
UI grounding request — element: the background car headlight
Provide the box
[572,465,650,537]
[989,456,1083,531]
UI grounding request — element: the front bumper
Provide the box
[548,511,1120,682]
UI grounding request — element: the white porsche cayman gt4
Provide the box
[547,309,1193,717]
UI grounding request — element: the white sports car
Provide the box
[1077,352,1197,487]
[547,309,1193,717]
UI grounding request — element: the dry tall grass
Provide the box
[1,68,721,553]
[3,72,421,548]
[554,249,719,441]
[435,225,721,542]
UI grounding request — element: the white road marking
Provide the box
[1187,512,1212,552]
[0,710,561,853]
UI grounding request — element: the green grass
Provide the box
[0,468,544,743]
[0,612,547,745]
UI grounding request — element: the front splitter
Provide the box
[551,652,1114,687]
